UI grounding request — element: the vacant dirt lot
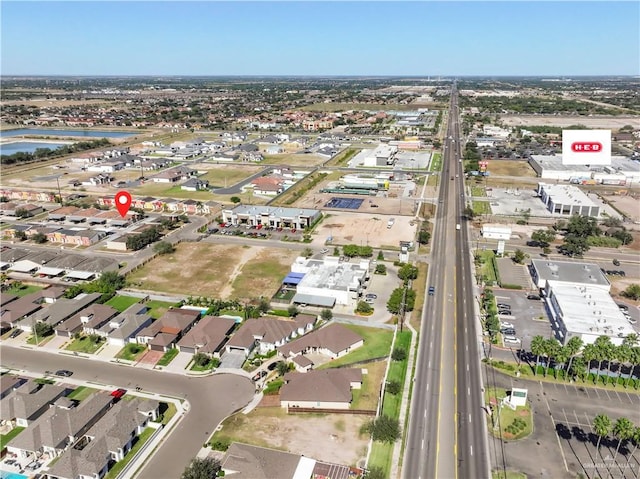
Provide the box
[602,193,640,223]
[500,115,639,129]
[486,160,537,177]
[216,407,370,467]
[313,211,417,248]
[127,243,298,299]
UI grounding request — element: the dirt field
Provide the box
[485,160,537,177]
[313,211,417,249]
[261,153,326,167]
[216,407,370,467]
[127,243,298,299]
[500,115,640,129]
[601,193,640,223]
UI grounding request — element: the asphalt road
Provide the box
[404,85,490,479]
[0,346,255,479]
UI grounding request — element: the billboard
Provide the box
[562,129,611,165]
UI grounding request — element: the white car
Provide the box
[500,321,515,329]
[503,336,521,345]
[320,248,329,254]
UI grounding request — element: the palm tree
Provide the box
[565,336,584,382]
[594,413,612,452]
[571,356,588,382]
[615,344,632,388]
[630,347,640,390]
[582,342,601,385]
[612,417,634,463]
[624,426,640,471]
[554,346,570,380]
[623,335,639,389]
[594,336,614,386]
[544,338,561,378]
[530,335,546,376]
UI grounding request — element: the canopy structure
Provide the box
[292,293,335,308]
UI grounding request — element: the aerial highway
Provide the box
[403,84,490,479]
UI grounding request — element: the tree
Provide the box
[564,336,584,382]
[594,335,615,386]
[14,230,27,241]
[34,321,53,340]
[387,288,415,314]
[391,347,407,361]
[320,309,333,321]
[582,343,599,384]
[364,466,386,479]
[356,301,373,314]
[363,415,401,443]
[615,343,632,387]
[531,229,556,248]
[230,196,241,204]
[417,230,431,245]
[181,457,221,479]
[560,236,589,258]
[530,335,546,376]
[32,232,47,244]
[342,244,360,258]
[612,229,633,245]
[566,214,601,238]
[463,206,476,220]
[543,338,560,377]
[287,305,299,317]
[398,264,418,282]
[377,250,384,261]
[612,417,634,463]
[622,284,640,301]
[625,426,640,470]
[513,249,526,264]
[258,298,270,314]
[301,247,313,258]
[276,361,289,376]
[375,264,387,275]
[193,352,210,368]
[15,208,31,219]
[593,414,612,452]
[386,379,401,395]
[153,241,175,255]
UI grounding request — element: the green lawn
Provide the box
[105,295,140,312]
[0,426,25,449]
[157,402,177,426]
[104,427,155,479]
[471,186,487,197]
[493,471,528,479]
[317,324,394,369]
[429,152,442,172]
[116,343,147,361]
[485,387,533,440]
[27,333,54,346]
[476,250,499,285]
[67,386,98,401]
[472,200,492,215]
[9,284,43,297]
[145,300,178,319]
[65,336,105,354]
[382,332,412,418]
[157,348,179,366]
[190,358,218,371]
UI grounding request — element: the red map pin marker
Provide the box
[115,191,132,218]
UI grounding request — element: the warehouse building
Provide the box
[290,256,369,306]
[545,283,635,346]
[480,224,512,240]
[530,259,610,291]
[537,183,601,217]
[222,205,321,229]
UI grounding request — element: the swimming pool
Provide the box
[0,470,28,479]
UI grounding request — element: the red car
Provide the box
[111,388,127,399]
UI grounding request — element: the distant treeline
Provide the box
[1,138,112,165]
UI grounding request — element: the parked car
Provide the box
[500,321,514,329]
[428,286,435,296]
[55,370,73,377]
[365,297,375,304]
[503,336,521,345]
[527,294,540,300]
[617,303,629,311]
[628,318,637,324]
[110,388,127,399]
[365,293,378,300]
[497,303,511,309]
[9,329,23,339]
[501,328,516,336]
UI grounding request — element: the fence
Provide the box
[287,407,376,415]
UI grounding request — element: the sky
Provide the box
[1,1,638,76]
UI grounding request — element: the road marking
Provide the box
[468,387,470,395]
[470,445,473,456]
[425,409,427,418]
[422,438,425,450]
[469,413,472,423]
[466,364,469,372]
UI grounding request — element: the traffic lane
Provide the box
[0,346,255,479]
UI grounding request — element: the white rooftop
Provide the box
[550,283,635,340]
[292,257,368,292]
[532,259,609,288]
[531,155,640,173]
[538,183,599,207]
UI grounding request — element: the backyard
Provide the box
[127,243,298,299]
[105,295,140,312]
[316,324,394,369]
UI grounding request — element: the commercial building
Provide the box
[545,283,635,346]
[480,224,512,240]
[530,259,610,291]
[222,205,321,229]
[529,155,640,183]
[537,183,601,217]
[290,256,369,306]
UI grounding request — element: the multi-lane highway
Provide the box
[404,84,490,479]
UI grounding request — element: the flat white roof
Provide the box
[550,284,635,339]
[538,183,599,208]
[531,155,640,173]
[532,259,609,288]
[37,267,65,276]
[65,270,95,280]
[9,260,40,273]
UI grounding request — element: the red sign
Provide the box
[571,142,602,153]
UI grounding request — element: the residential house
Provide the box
[86,160,125,174]
[6,392,113,461]
[55,304,119,338]
[0,203,44,217]
[92,303,153,347]
[221,442,306,479]
[225,315,316,357]
[150,166,197,183]
[1,293,45,327]
[0,381,67,427]
[25,292,102,331]
[180,178,209,191]
[279,368,363,410]
[48,206,81,222]
[250,176,284,196]
[277,323,364,360]
[0,375,28,400]
[136,308,201,352]
[43,398,158,479]
[177,316,236,357]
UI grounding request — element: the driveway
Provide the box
[163,351,193,373]
[219,351,246,369]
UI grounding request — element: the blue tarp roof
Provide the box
[283,272,305,285]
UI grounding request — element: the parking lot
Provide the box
[492,289,552,350]
[210,222,303,241]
